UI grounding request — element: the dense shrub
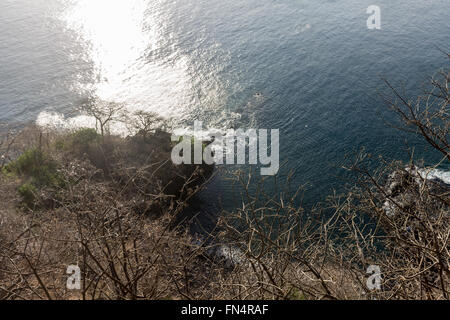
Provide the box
[17,182,38,209]
[3,148,63,207]
[56,128,100,153]
[3,149,60,185]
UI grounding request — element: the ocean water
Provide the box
[1,0,449,209]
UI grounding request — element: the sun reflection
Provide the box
[37,0,236,134]
[62,0,192,119]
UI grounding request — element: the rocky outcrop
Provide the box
[207,245,246,269]
[382,166,450,218]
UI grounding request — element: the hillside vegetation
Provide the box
[0,66,448,300]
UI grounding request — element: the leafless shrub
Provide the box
[0,121,220,300]
[80,98,126,137]
[381,67,449,162]
[128,110,168,139]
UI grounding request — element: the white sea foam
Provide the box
[417,168,450,185]
[36,111,128,136]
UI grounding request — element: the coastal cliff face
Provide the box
[1,125,214,218]
[0,125,448,300]
[0,125,221,300]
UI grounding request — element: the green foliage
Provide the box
[18,182,38,209]
[56,128,100,151]
[4,149,62,187]
[3,149,64,207]
[287,288,306,300]
[70,128,99,147]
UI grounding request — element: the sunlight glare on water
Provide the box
[38,0,195,130]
